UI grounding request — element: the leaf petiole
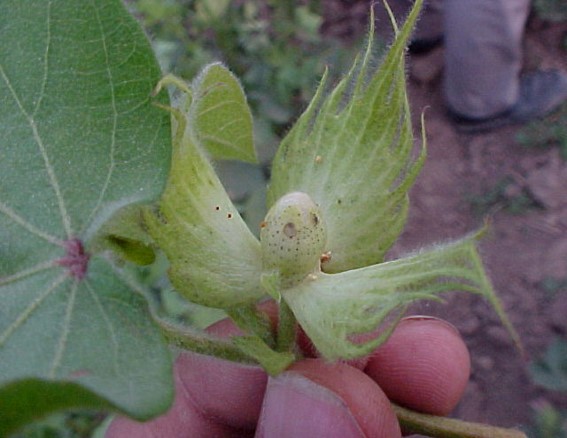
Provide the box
[156,316,255,364]
[276,300,296,353]
[393,403,527,438]
[226,304,275,348]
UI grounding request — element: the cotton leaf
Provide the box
[0,0,174,432]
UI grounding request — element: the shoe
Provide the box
[408,2,444,55]
[450,69,567,133]
[408,35,444,55]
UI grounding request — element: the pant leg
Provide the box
[415,0,444,41]
[443,0,530,119]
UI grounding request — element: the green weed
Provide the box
[527,338,567,437]
[467,177,541,216]
[526,402,567,438]
[517,104,567,161]
[540,277,567,298]
[533,0,567,22]
[531,337,567,392]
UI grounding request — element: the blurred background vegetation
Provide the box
[528,337,567,437]
[518,0,567,161]
[13,0,567,436]
[129,0,359,162]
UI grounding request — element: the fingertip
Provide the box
[256,372,366,438]
[365,316,470,416]
[257,359,401,438]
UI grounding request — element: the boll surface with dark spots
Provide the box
[260,192,326,288]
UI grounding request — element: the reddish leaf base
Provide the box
[56,238,90,280]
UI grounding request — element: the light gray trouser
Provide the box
[443,0,531,118]
[398,0,530,117]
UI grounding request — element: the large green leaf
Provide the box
[0,0,173,434]
[267,0,424,273]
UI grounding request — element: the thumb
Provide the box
[256,359,401,438]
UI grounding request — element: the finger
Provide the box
[257,359,402,438]
[364,316,470,416]
[175,351,267,432]
[170,313,271,433]
[106,362,243,438]
[107,312,270,438]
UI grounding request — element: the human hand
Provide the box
[107,314,470,438]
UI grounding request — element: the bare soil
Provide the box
[324,2,567,431]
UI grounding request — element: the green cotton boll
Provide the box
[261,192,327,288]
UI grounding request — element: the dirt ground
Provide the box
[324,1,567,431]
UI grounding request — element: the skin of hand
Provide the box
[107,312,470,438]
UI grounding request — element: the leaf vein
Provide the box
[197,98,240,118]
[85,281,120,374]
[83,1,118,230]
[200,134,246,150]
[0,260,56,287]
[32,0,52,117]
[0,273,67,347]
[0,201,63,245]
[0,64,73,238]
[49,279,78,378]
[214,117,242,133]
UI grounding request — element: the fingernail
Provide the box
[256,373,365,438]
[401,315,460,335]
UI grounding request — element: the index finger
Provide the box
[365,316,471,416]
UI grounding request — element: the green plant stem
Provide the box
[226,304,275,347]
[393,404,527,438]
[156,316,255,364]
[276,299,296,352]
[231,335,296,376]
